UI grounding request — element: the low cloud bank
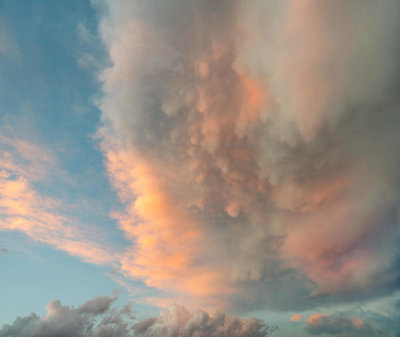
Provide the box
[133,304,270,337]
[0,296,270,337]
[306,303,400,336]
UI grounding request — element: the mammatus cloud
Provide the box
[95,0,400,311]
[0,296,270,337]
[0,135,115,265]
[306,302,400,336]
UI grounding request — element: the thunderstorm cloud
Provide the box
[95,0,400,312]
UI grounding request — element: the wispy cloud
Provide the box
[0,19,20,59]
[0,135,116,266]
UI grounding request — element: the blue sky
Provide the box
[1,1,400,336]
[0,0,130,324]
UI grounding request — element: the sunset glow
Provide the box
[1,1,400,336]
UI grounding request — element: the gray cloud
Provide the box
[95,0,400,312]
[0,297,269,337]
[0,296,130,337]
[78,295,116,315]
[306,303,400,337]
[133,304,271,337]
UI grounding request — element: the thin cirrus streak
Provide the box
[0,136,115,266]
[95,0,400,312]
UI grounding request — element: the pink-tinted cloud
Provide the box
[0,136,115,266]
[305,307,400,336]
[95,0,400,311]
[290,314,302,323]
[103,147,233,307]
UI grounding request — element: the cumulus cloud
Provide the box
[94,0,400,311]
[0,296,269,337]
[0,295,130,337]
[133,304,271,337]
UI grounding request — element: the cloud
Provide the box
[0,295,131,337]
[306,313,363,335]
[78,295,117,315]
[0,296,270,337]
[0,19,20,58]
[133,304,271,337]
[0,134,116,266]
[306,303,400,336]
[289,314,302,323]
[94,0,400,311]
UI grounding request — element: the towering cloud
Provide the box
[96,0,400,311]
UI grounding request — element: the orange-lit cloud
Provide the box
[0,137,115,265]
[95,0,400,312]
[103,147,233,307]
[306,311,370,335]
[290,314,303,323]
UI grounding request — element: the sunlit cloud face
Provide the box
[95,0,400,312]
[290,315,303,324]
[104,149,232,305]
[1,1,400,336]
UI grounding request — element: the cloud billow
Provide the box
[95,0,400,311]
[0,297,269,337]
[133,304,270,337]
[0,296,125,337]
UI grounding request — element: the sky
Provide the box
[0,1,400,336]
